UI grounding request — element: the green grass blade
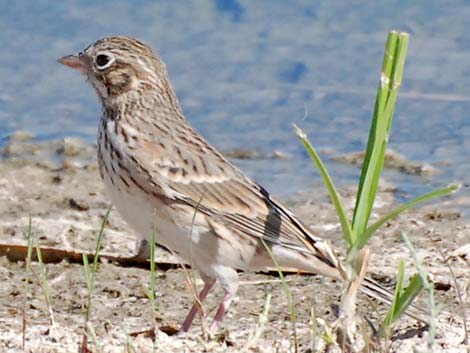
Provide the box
[149,226,157,303]
[22,216,34,350]
[149,226,157,353]
[382,273,423,337]
[392,274,423,322]
[260,238,298,351]
[245,293,272,349]
[352,32,409,238]
[86,322,103,353]
[294,124,354,246]
[352,32,399,235]
[389,33,409,102]
[402,233,439,351]
[382,257,423,335]
[35,244,55,325]
[82,254,91,291]
[357,183,459,249]
[90,207,111,280]
[82,206,111,350]
[383,260,405,329]
[148,226,157,320]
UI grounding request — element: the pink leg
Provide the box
[208,266,240,333]
[209,290,235,333]
[180,278,216,332]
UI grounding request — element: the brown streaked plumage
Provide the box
[58,36,417,333]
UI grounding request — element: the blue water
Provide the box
[1,1,469,199]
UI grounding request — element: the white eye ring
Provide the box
[95,51,115,70]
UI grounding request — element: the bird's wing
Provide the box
[128,133,342,271]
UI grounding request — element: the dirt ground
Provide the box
[0,133,469,352]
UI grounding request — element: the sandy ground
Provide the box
[0,133,469,352]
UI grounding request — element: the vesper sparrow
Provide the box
[58,36,407,332]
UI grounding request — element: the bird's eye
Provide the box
[95,54,113,69]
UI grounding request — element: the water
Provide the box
[1,1,469,199]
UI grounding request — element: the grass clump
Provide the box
[380,259,422,342]
[295,30,458,347]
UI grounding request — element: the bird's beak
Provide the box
[57,53,86,73]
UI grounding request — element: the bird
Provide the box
[58,36,416,333]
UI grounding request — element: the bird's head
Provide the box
[58,36,168,105]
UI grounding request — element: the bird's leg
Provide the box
[209,267,239,334]
[180,278,216,332]
[209,290,236,334]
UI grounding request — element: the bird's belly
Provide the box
[102,173,258,272]
[104,178,156,237]
[100,172,186,253]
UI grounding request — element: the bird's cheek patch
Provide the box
[106,70,134,95]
